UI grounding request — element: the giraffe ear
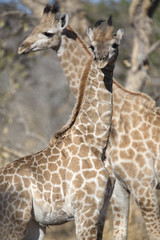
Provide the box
[87,27,94,41]
[59,13,69,30]
[115,28,124,44]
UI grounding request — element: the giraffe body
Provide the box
[107,81,160,240]
[87,26,160,239]
[1,4,121,239]
[76,24,160,240]
[0,132,110,240]
[18,6,160,239]
[0,56,113,240]
[80,15,160,240]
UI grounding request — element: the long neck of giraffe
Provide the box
[56,25,89,96]
[52,57,114,159]
[73,61,113,158]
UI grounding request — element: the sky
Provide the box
[0,0,31,14]
[0,0,113,3]
[0,0,121,14]
[0,0,104,14]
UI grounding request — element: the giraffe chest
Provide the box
[32,193,74,225]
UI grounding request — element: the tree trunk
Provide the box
[126,0,159,91]
[21,0,46,19]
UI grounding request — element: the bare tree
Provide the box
[126,0,160,91]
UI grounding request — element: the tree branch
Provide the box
[0,11,26,18]
[143,39,160,60]
[147,39,160,55]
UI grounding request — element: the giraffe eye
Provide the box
[112,43,118,49]
[89,45,94,52]
[43,32,55,38]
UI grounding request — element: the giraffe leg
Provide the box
[24,218,46,240]
[0,211,31,240]
[0,181,32,240]
[111,179,130,240]
[75,206,101,240]
[133,186,160,240]
[75,179,114,240]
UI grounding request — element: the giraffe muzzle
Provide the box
[18,43,33,54]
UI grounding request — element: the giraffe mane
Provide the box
[113,79,160,113]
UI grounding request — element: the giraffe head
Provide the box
[87,16,124,68]
[18,2,69,54]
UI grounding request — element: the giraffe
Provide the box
[0,4,124,240]
[18,3,160,240]
[88,19,160,240]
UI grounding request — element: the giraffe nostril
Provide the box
[99,55,103,61]
[21,43,27,48]
[18,42,29,54]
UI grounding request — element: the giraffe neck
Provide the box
[51,56,113,160]
[56,25,89,96]
[52,26,113,156]
[72,61,113,158]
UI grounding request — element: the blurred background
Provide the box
[0,0,160,239]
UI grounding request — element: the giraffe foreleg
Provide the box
[0,198,32,240]
[133,185,160,240]
[111,179,130,240]
[74,176,114,240]
[0,173,33,240]
[74,205,100,240]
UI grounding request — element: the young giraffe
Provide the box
[0,5,123,240]
[18,3,160,240]
[88,20,160,240]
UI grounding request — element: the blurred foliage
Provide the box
[0,2,40,112]
[83,0,130,27]
[150,3,160,69]
[0,2,38,162]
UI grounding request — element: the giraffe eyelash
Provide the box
[43,32,55,38]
